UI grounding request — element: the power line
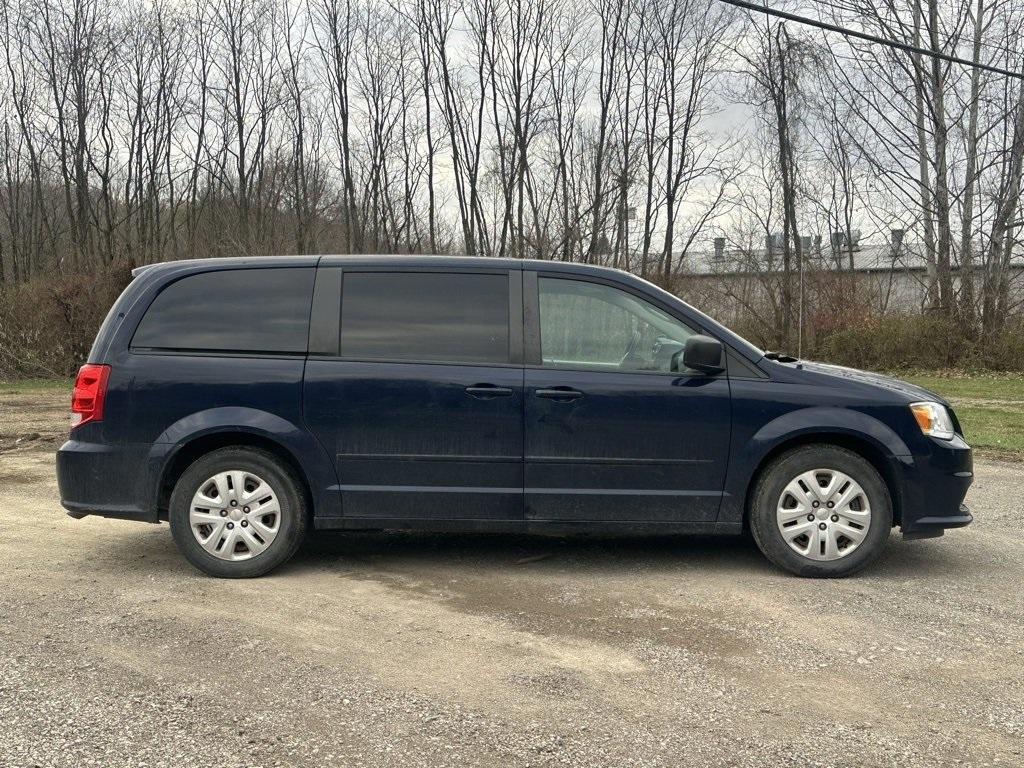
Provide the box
[718,0,1024,81]
[813,0,1024,62]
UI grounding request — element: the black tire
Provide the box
[749,445,892,578]
[169,446,308,578]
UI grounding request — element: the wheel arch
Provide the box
[155,431,313,522]
[742,431,905,530]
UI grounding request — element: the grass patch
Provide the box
[898,370,1024,402]
[950,404,1024,457]
[897,370,1024,459]
[0,378,71,395]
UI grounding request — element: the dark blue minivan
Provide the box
[57,256,973,578]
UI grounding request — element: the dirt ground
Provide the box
[1,389,1022,768]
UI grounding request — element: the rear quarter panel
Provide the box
[108,350,339,519]
[82,258,335,519]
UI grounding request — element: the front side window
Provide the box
[132,268,315,353]
[340,272,510,364]
[539,277,696,373]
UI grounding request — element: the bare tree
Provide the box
[0,0,1022,374]
[736,15,819,346]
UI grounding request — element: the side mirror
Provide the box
[680,334,725,374]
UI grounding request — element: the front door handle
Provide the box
[535,387,584,402]
[466,384,514,399]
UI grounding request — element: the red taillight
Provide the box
[71,364,111,428]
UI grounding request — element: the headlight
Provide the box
[909,402,955,440]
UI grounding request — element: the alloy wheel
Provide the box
[776,468,872,561]
[189,470,281,561]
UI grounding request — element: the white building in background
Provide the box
[670,229,1024,324]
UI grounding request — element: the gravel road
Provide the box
[1,389,1022,767]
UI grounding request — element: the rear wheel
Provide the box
[749,445,892,577]
[169,447,307,578]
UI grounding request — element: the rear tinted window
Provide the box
[340,272,509,364]
[132,268,315,353]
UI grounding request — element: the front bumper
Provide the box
[57,439,159,523]
[902,504,973,540]
[897,434,974,539]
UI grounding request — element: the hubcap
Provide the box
[776,469,871,561]
[189,470,281,561]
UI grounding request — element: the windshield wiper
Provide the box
[763,350,800,363]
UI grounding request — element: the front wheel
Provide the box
[169,447,308,578]
[749,445,893,578]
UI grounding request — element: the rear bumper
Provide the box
[897,435,974,539]
[57,440,159,523]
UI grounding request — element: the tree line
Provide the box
[1,0,1023,350]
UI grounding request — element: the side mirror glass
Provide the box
[681,334,725,374]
